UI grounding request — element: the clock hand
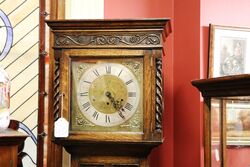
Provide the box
[105,91,122,110]
[105,91,125,119]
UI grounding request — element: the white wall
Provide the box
[65,0,104,19]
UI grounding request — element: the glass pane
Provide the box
[0,1,39,166]
[211,98,222,167]
[226,98,250,167]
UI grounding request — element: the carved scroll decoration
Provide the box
[55,33,161,47]
[75,112,95,127]
[53,59,60,121]
[155,58,163,132]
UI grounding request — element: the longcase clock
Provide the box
[46,19,171,167]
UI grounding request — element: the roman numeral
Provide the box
[124,103,133,111]
[82,102,90,111]
[105,115,111,123]
[106,65,111,74]
[118,69,123,77]
[125,79,133,85]
[83,80,91,84]
[93,69,100,77]
[128,92,136,97]
[80,92,88,96]
[92,111,99,120]
[118,111,125,119]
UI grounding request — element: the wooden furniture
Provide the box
[46,19,171,167]
[0,129,27,167]
[8,119,38,167]
[192,74,250,167]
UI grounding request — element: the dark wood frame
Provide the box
[38,0,47,167]
[192,74,250,167]
[0,129,27,167]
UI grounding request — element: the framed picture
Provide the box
[208,25,250,78]
[211,99,250,146]
[226,99,250,145]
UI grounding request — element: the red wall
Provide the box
[174,0,202,165]
[226,148,250,167]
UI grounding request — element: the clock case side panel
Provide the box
[151,50,164,140]
[59,50,70,122]
[143,50,164,142]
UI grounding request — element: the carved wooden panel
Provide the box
[155,58,163,132]
[54,33,161,47]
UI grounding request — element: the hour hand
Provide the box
[105,91,112,99]
[105,91,122,110]
[105,91,125,119]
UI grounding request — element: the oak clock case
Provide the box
[46,19,171,167]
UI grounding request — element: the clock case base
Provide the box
[55,139,162,157]
[73,155,148,167]
[55,137,162,167]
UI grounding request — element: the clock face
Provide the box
[71,59,143,132]
[77,63,140,127]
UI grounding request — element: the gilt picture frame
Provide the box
[208,24,250,78]
[226,99,250,146]
[211,99,250,146]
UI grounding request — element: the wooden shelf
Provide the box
[0,129,27,167]
[191,74,250,97]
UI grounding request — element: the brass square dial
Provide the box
[71,59,143,132]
